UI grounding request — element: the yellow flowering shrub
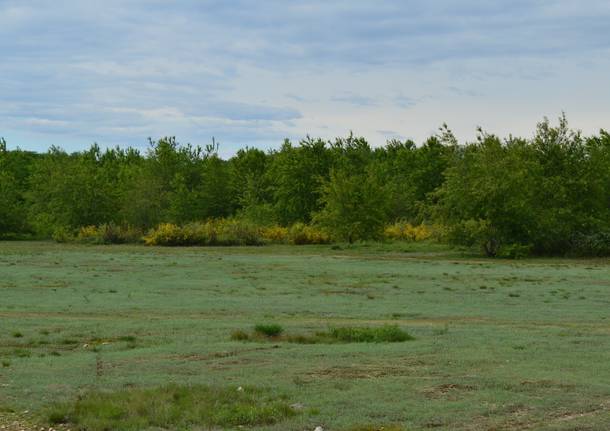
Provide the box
[383,222,432,242]
[288,223,331,245]
[261,226,290,243]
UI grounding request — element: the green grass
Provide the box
[46,384,295,430]
[0,241,609,430]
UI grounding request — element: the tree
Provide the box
[269,137,332,224]
[314,168,388,242]
[432,132,540,255]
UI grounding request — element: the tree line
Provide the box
[1,115,608,256]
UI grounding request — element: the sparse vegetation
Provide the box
[46,384,296,430]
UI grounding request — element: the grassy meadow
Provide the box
[0,241,609,430]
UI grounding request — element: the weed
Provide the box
[12,331,23,338]
[1,360,10,367]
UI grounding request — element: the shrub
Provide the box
[144,220,264,246]
[253,323,284,337]
[288,223,330,245]
[52,227,73,243]
[143,223,184,246]
[77,223,143,244]
[260,225,290,243]
[215,219,262,246]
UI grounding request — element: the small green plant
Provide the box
[12,331,23,338]
[1,360,10,367]
[254,323,284,337]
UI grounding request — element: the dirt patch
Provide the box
[304,362,426,380]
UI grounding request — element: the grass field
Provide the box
[1,241,609,430]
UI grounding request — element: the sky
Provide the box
[1,0,610,156]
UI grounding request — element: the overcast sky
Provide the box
[1,0,609,155]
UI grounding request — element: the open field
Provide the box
[1,241,609,430]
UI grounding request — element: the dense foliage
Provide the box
[0,116,608,255]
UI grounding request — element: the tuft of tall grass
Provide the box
[326,325,414,343]
[253,323,284,337]
[232,325,413,344]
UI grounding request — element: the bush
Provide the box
[51,227,74,243]
[77,223,143,244]
[384,222,432,241]
[144,220,264,246]
[260,225,290,243]
[144,220,333,247]
[288,223,330,245]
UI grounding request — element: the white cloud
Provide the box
[0,0,609,153]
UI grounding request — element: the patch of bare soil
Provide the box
[422,383,477,399]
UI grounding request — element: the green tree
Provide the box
[269,137,332,224]
[432,131,540,255]
[314,168,388,242]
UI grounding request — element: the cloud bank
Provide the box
[1,0,609,154]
